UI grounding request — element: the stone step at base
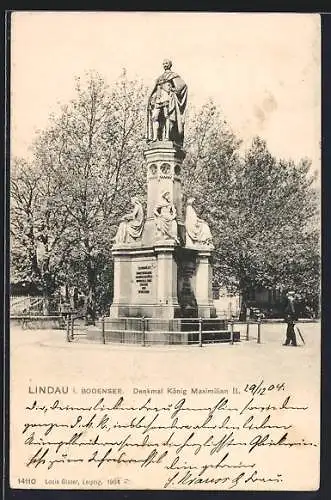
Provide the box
[86,328,240,345]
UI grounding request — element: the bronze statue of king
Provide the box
[147,59,188,146]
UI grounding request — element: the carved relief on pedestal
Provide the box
[185,196,214,249]
[174,164,181,179]
[113,196,145,245]
[153,191,179,244]
[147,161,177,182]
[148,163,158,180]
[159,163,172,179]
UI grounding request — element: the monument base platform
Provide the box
[88,329,240,345]
[87,317,240,345]
[110,244,216,320]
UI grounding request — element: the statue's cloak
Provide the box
[185,205,212,243]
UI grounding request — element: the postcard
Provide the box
[9,11,321,491]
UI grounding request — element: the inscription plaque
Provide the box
[135,265,153,294]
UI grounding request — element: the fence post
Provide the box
[101,316,106,344]
[198,317,203,347]
[257,318,261,344]
[230,320,234,345]
[142,316,146,347]
[66,315,71,342]
[246,321,250,341]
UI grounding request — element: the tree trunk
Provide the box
[85,256,97,325]
[41,257,52,316]
[239,281,249,321]
[42,288,50,316]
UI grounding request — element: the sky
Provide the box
[11,12,321,171]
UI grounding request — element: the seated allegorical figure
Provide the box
[154,191,179,244]
[114,197,144,244]
[185,196,213,247]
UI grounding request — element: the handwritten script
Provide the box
[18,381,317,490]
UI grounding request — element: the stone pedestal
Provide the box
[110,141,216,320]
[195,250,216,318]
[176,247,216,318]
[109,243,182,319]
[142,141,186,246]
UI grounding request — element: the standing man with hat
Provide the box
[283,291,298,346]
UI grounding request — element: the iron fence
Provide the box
[11,312,312,346]
[66,316,241,346]
[234,319,262,343]
[11,313,65,329]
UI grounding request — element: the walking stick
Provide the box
[295,325,305,345]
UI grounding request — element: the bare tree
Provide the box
[11,158,72,313]
[30,70,147,319]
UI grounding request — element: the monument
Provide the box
[110,59,216,321]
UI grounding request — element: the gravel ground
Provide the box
[10,321,320,392]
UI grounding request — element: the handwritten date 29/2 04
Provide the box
[243,380,285,397]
